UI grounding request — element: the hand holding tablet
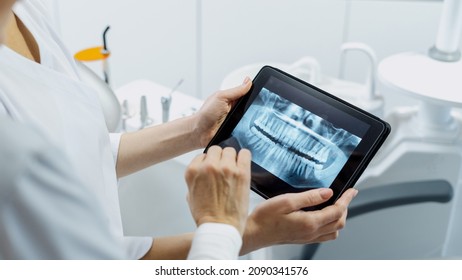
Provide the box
[206,66,390,210]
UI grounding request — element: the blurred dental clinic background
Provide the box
[45,0,462,259]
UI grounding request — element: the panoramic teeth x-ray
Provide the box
[231,88,362,188]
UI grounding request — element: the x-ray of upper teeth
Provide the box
[230,88,362,189]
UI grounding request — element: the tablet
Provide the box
[206,66,391,210]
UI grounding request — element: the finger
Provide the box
[185,153,206,183]
[335,188,358,209]
[237,149,251,172]
[236,149,251,186]
[204,145,223,162]
[219,77,252,101]
[316,213,347,235]
[311,189,357,226]
[313,231,340,243]
[316,188,357,223]
[221,147,238,166]
[313,197,345,224]
[189,152,206,167]
[266,188,334,214]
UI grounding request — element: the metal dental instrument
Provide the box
[161,78,184,123]
[139,95,153,129]
[121,99,130,132]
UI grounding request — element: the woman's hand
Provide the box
[192,78,252,148]
[241,188,358,254]
[185,146,252,235]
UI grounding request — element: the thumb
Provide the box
[219,77,252,101]
[270,188,334,214]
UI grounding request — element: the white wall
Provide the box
[345,0,443,112]
[200,0,347,96]
[58,0,197,95]
[57,1,444,101]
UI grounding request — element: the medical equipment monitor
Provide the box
[206,66,390,210]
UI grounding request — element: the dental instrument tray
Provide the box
[206,66,390,210]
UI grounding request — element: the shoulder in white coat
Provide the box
[0,116,125,259]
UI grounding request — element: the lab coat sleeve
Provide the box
[0,89,14,118]
[107,133,155,259]
[187,223,242,260]
[0,102,6,115]
[109,132,122,164]
[0,118,125,259]
[122,237,153,260]
[27,0,49,15]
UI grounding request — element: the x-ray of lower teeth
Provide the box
[230,88,362,189]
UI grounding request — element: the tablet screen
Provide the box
[231,84,364,189]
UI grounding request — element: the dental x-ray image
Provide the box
[229,88,362,189]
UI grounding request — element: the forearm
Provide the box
[239,217,269,256]
[116,115,201,178]
[140,233,194,260]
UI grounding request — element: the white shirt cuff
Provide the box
[187,223,242,260]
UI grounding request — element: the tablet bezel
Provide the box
[206,66,390,210]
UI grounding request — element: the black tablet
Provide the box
[206,66,391,210]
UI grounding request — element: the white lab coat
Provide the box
[0,0,243,260]
[0,0,152,259]
[0,117,124,259]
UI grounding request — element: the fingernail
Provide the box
[242,77,250,85]
[353,189,359,198]
[319,188,331,199]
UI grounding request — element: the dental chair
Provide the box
[300,180,453,259]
